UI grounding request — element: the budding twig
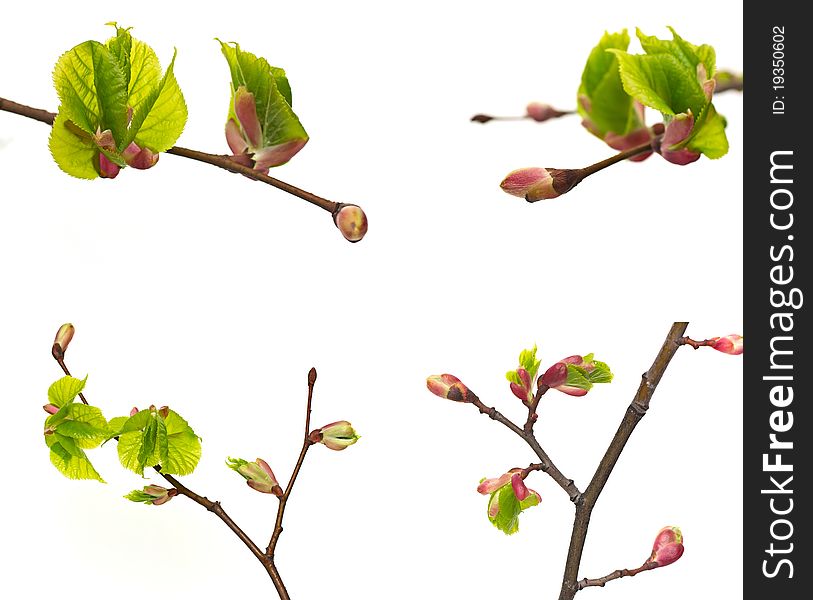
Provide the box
[556,322,688,600]
[576,563,656,590]
[0,97,363,234]
[678,336,715,349]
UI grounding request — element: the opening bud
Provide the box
[226,457,283,495]
[525,102,562,122]
[143,485,178,506]
[426,374,471,402]
[308,421,360,451]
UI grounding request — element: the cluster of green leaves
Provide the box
[49,23,187,178]
[505,344,542,386]
[42,376,201,485]
[219,40,308,153]
[563,353,613,393]
[578,27,728,159]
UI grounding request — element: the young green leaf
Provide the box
[577,29,643,138]
[124,489,159,503]
[161,409,201,476]
[47,375,88,408]
[113,407,200,476]
[47,404,109,449]
[564,364,593,392]
[489,484,521,535]
[45,433,104,482]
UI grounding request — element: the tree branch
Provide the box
[0,97,359,221]
[557,322,688,600]
[52,348,290,598]
[266,368,318,558]
[468,395,582,502]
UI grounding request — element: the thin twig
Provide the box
[576,563,655,590]
[468,395,582,503]
[266,368,318,558]
[0,97,345,215]
[556,322,688,600]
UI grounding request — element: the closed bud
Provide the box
[501,167,559,200]
[122,142,159,170]
[52,323,75,360]
[309,420,360,451]
[649,526,684,567]
[130,407,139,417]
[426,374,471,402]
[333,204,368,243]
[710,334,744,356]
[525,102,562,122]
[43,404,59,415]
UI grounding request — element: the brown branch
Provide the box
[523,380,550,433]
[0,97,356,219]
[557,322,688,600]
[51,346,289,597]
[576,563,656,590]
[468,395,582,502]
[678,336,715,350]
[266,368,318,558]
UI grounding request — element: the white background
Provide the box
[0,1,742,598]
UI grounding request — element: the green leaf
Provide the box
[51,404,109,449]
[518,345,542,380]
[124,489,157,503]
[577,29,642,137]
[565,364,593,391]
[218,40,308,149]
[106,24,133,92]
[127,38,162,112]
[126,50,188,151]
[611,51,700,117]
[588,360,614,384]
[686,103,728,159]
[489,485,521,535]
[107,416,129,435]
[53,40,128,143]
[47,375,87,408]
[46,433,104,482]
[637,27,716,79]
[162,409,201,476]
[116,410,167,475]
[505,370,521,385]
[49,106,100,179]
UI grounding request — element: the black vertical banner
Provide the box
[744,6,808,599]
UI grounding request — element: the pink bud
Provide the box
[144,485,177,506]
[158,406,169,419]
[525,102,558,122]
[94,128,117,152]
[98,152,120,179]
[52,323,75,360]
[650,526,684,567]
[43,404,59,415]
[710,334,744,356]
[659,112,701,165]
[122,142,159,170]
[233,86,263,149]
[426,374,470,402]
[539,362,568,389]
[333,204,368,243]
[501,167,559,200]
[510,472,530,501]
[510,382,528,402]
[130,407,139,417]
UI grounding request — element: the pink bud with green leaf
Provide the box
[219,42,309,175]
[226,457,283,495]
[649,526,684,567]
[478,468,541,535]
[124,485,178,506]
[658,111,701,165]
[710,334,744,355]
[540,353,613,396]
[333,204,368,243]
[506,345,542,405]
[308,421,360,451]
[426,374,471,402]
